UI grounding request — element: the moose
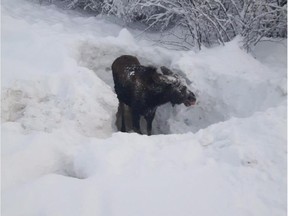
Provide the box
[112,55,196,135]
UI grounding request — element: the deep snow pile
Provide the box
[1,0,287,216]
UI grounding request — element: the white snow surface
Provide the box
[1,0,287,216]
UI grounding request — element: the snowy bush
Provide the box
[127,0,287,50]
[43,0,286,50]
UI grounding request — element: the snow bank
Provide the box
[2,3,118,137]
[2,105,286,216]
[2,0,287,216]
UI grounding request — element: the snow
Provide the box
[1,0,287,216]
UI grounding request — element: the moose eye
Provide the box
[181,86,187,92]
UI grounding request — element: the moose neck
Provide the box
[146,87,173,108]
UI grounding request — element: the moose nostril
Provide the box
[188,94,196,101]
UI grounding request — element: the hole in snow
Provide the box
[76,41,285,135]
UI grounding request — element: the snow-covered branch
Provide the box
[43,0,287,51]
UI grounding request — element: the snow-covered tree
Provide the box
[46,0,287,50]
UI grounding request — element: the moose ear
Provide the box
[152,73,169,84]
[160,66,174,76]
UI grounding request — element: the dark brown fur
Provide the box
[112,55,196,135]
